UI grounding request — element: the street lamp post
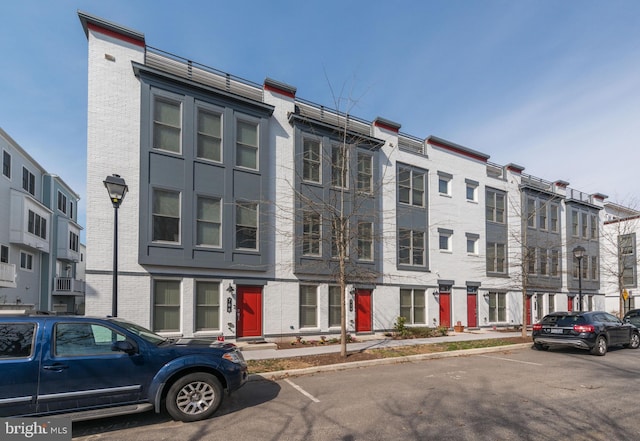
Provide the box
[103,174,128,317]
[573,246,585,312]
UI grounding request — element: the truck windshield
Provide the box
[111,318,167,345]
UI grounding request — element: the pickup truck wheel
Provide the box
[590,335,607,356]
[166,373,223,422]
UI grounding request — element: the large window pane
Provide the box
[196,282,220,331]
[302,211,321,255]
[153,189,180,242]
[300,285,317,328]
[329,286,341,327]
[358,222,373,261]
[236,202,258,249]
[236,120,258,169]
[357,153,372,193]
[196,197,221,247]
[153,98,181,153]
[303,139,321,183]
[154,280,180,332]
[197,110,222,161]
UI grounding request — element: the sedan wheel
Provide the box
[626,332,640,349]
[590,335,607,356]
[166,373,223,422]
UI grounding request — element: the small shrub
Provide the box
[393,316,409,337]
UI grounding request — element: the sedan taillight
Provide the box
[573,324,595,333]
[532,323,543,331]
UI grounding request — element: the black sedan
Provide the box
[532,311,640,356]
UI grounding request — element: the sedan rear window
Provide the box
[542,315,586,326]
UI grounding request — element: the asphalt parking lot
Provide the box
[73,345,640,441]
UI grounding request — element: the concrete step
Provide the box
[236,340,278,351]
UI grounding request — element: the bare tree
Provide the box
[272,81,397,357]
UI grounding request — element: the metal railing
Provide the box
[145,47,264,102]
[53,277,85,295]
[0,263,16,287]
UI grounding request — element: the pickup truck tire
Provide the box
[166,373,223,422]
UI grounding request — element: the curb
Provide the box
[248,342,533,381]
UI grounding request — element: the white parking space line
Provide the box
[478,355,543,366]
[285,379,320,403]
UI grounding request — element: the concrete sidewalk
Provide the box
[239,329,527,361]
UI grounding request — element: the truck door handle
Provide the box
[43,364,69,372]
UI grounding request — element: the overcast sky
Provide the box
[1,1,639,241]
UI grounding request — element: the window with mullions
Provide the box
[550,204,559,232]
[236,202,258,250]
[20,252,33,271]
[527,198,536,228]
[22,167,35,196]
[152,189,180,243]
[331,216,348,259]
[153,97,182,154]
[551,250,560,277]
[302,211,321,256]
[27,210,46,240]
[2,150,10,179]
[331,145,348,188]
[398,229,425,267]
[590,256,598,280]
[299,285,318,328]
[358,222,373,261]
[398,167,425,207]
[486,190,505,224]
[69,231,79,252]
[236,120,258,170]
[302,138,321,183]
[400,289,425,324]
[357,153,373,194]
[196,196,221,247]
[328,286,341,327]
[57,191,67,214]
[197,108,222,162]
[620,234,635,255]
[487,242,506,273]
[590,214,598,239]
[153,280,181,332]
[489,292,506,322]
[195,281,220,331]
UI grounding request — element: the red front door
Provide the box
[439,293,451,328]
[355,289,372,333]
[467,294,477,328]
[567,297,574,312]
[526,295,532,325]
[237,286,262,337]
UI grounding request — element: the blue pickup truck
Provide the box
[0,313,248,422]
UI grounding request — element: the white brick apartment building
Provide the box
[79,11,611,341]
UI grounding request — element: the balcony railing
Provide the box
[53,277,85,295]
[0,263,17,288]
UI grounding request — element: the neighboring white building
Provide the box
[0,128,84,312]
[78,11,612,341]
[602,203,640,315]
